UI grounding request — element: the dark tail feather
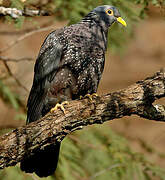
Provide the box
[20,142,61,177]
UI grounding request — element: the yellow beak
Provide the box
[117,17,127,27]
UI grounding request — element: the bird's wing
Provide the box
[27,32,64,123]
[34,33,63,83]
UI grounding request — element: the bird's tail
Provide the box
[20,142,61,177]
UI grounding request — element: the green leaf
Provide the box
[14,16,25,29]
[0,80,20,110]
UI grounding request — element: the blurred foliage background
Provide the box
[0,0,165,179]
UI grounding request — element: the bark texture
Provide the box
[0,68,165,169]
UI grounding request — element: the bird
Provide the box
[20,5,126,177]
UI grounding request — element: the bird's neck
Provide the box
[80,13,109,51]
[81,12,109,34]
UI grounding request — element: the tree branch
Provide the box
[0,68,165,169]
[0,6,51,19]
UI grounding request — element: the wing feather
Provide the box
[27,32,63,123]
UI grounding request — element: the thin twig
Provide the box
[0,21,53,35]
[3,61,29,92]
[0,25,55,54]
[89,164,121,180]
[0,56,34,62]
[69,135,104,150]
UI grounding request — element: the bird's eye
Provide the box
[106,9,113,16]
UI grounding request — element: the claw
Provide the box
[92,93,98,98]
[50,101,69,114]
[80,95,83,100]
[84,93,98,101]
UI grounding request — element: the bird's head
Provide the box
[92,5,127,28]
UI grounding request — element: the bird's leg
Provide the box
[80,93,98,101]
[50,101,69,114]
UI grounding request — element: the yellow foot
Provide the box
[50,101,69,114]
[84,93,98,101]
[80,95,83,100]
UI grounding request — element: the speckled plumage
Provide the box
[20,5,124,177]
